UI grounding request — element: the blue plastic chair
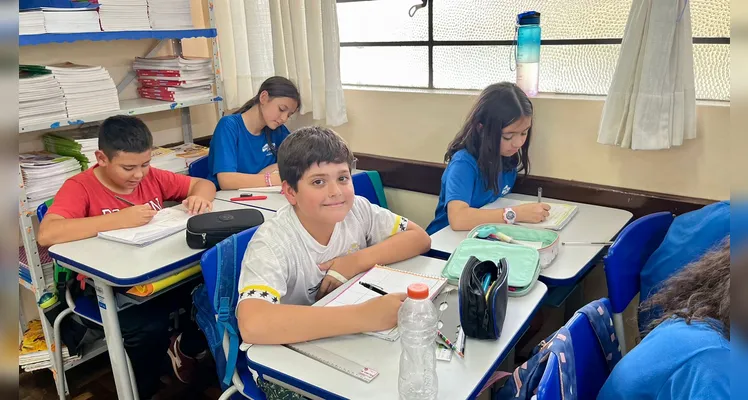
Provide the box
[602,212,673,354]
[537,298,616,400]
[199,227,265,400]
[352,171,388,209]
[189,155,210,179]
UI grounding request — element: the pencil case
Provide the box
[469,224,560,269]
[186,209,265,249]
[441,237,541,297]
[458,256,508,340]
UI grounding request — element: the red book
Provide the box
[138,78,184,87]
[136,69,183,78]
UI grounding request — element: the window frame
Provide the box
[337,0,730,92]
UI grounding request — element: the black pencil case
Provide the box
[186,209,264,249]
[458,256,509,340]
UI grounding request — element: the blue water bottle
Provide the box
[515,11,541,97]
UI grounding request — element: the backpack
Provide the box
[494,299,623,400]
[192,234,241,390]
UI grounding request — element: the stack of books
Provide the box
[19,151,82,209]
[39,6,101,33]
[169,143,208,168]
[98,0,151,31]
[133,56,214,102]
[147,0,193,30]
[19,10,45,35]
[43,127,99,170]
[151,147,188,174]
[20,320,80,373]
[19,66,67,129]
[46,62,120,120]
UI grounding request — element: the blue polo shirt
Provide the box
[426,149,518,235]
[207,113,290,189]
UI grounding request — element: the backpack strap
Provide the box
[576,299,623,371]
[214,234,240,386]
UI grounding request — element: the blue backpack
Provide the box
[494,299,623,400]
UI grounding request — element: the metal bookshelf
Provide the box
[19,3,225,396]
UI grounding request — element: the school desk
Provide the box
[48,200,274,400]
[430,193,633,286]
[243,255,548,400]
[216,189,289,212]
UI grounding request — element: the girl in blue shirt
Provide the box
[598,240,730,400]
[426,82,550,235]
[208,76,300,189]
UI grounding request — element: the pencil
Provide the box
[537,187,543,203]
[562,241,614,246]
[437,329,464,358]
[114,195,135,206]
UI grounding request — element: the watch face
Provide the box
[506,210,516,220]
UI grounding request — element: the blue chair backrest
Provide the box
[603,212,674,314]
[352,171,388,209]
[537,298,621,400]
[189,156,210,179]
[37,201,50,221]
[200,227,257,314]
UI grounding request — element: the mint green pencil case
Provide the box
[441,224,558,296]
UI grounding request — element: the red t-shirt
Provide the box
[48,165,191,219]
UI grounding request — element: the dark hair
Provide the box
[445,82,533,194]
[233,76,301,156]
[641,239,731,339]
[98,115,153,159]
[277,126,355,190]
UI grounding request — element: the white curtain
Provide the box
[597,0,696,150]
[213,0,347,126]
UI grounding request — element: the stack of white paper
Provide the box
[98,207,191,246]
[98,0,151,31]
[19,152,82,209]
[19,73,67,129]
[41,7,101,33]
[147,0,193,30]
[46,62,120,120]
[19,10,46,35]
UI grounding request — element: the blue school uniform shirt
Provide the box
[598,319,730,400]
[426,149,518,235]
[207,113,291,189]
[638,200,730,329]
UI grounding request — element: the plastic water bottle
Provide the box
[516,11,541,96]
[398,283,438,400]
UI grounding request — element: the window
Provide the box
[337,0,730,100]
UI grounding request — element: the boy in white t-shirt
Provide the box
[236,126,431,345]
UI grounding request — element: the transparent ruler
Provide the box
[284,342,379,383]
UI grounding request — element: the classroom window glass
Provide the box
[338,0,730,100]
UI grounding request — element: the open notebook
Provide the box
[97,207,190,246]
[518,201,578,231]
[324,265,448,341]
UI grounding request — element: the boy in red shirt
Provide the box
[39,115,216,398]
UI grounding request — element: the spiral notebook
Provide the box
[323,265,448,341]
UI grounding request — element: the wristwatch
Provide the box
[503,207,517,224]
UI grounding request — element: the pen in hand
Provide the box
[114,195,135,206]
[359,281,388,296]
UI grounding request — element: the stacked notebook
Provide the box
[39,6,101,33]
[19,66,67,129]
[323,265,448,341]
[20,320,80,373]
[19,10,45,35]
[43,128,99,170]
[147,0,193,30]
[97,207,191,246]
[98,0,151,31]
[169,143,209,168]
[46,62,120,120]
[133,56,214,102]
[19,151,82,209]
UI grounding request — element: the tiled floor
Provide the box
[19,352,222,400]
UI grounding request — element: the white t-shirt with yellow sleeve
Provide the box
[236,195,409,308]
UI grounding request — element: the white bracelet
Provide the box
[326,270,348,284]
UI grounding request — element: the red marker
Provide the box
[230,195,267,201]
